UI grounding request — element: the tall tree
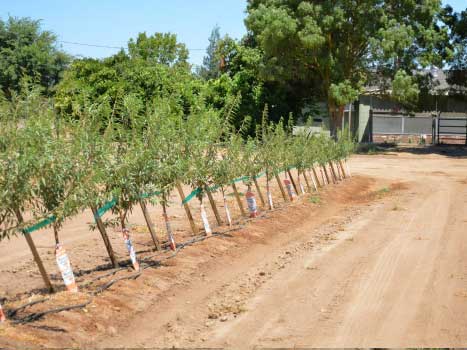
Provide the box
[128,32,189,67]
[200,25,222,80]
[245,0,447,133]
[0,16,70,97]
[442,6,467,94]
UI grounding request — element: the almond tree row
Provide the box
[0,85,354,294]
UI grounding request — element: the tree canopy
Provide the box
[244,0,450,131]
[0,16,70,97]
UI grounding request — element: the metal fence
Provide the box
[373,115,432,135]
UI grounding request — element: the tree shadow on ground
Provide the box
[358,143,467,158]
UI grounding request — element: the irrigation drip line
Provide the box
[11,298,93,324]
[6,223,246,325]
[6,180,324,325]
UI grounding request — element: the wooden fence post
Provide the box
[139,200,161,251]
[176,182,199,235]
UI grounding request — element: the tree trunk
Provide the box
[53,223,60,245]
[275,173,289,202]
[329,162,339,183]
[139,200,161,250]
[231,183,246,217]
[176,182,199,235]
[91,206,119,268]
[301,170,310,192]
[206,188,222,226]
[15,209,55,293]
[311,167,321,188]
[253,177,266,207]
[339,160,347,178]
[323,166,331,185]
[287,169,299,195]
[162,195,176,251]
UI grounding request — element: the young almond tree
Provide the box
[256,106,289,208]
[144,98,187,250]
[242,137,266,209]
[211,133,244,226]
[0,85,55,292]
[290,128,311,194]
[20,94,84,292]
[67,98,120,267]
[181,98,223,236]
[99,94,154,271]
[336,127,356,178]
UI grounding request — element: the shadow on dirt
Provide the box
[358,143,467,158]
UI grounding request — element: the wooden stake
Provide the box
[275,173,289,202]
[176,182,199,235]
[91,206,119,268]
[231,183,246,217]
[253,177,266,207]
[139,200,161,251]
[287,169,299,195]
[15,210,55,293]
[206,189,222,226]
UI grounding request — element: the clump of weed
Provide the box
[309,195,321,204]
[372,187,391,199]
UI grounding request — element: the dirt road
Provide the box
[2,148,467,348]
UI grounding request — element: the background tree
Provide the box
[199,25,222,80]
[245,0,448,133]
[55,32,198,122]
[442,6,467,94]
[128,32,189,67]
[0,16,70,97]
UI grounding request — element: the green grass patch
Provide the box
[309,195,321,204]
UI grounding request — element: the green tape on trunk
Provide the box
[232,176,250,184]
[182,188,202,205]
[24,215,57,234]
[96,199,117,219]
[254,172,266,179]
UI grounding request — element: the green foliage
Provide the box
[0,16,70,96]
[391,70,420,108]
[245,0,447,131]
[55,32,198,123]
[128,32,189,67]
[199,25,222,80]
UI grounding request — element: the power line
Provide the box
[59,40,123,50]
[58,40,206,51]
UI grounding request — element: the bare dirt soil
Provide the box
[1,147,467,348]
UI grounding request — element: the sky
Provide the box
[2,0,466,67]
